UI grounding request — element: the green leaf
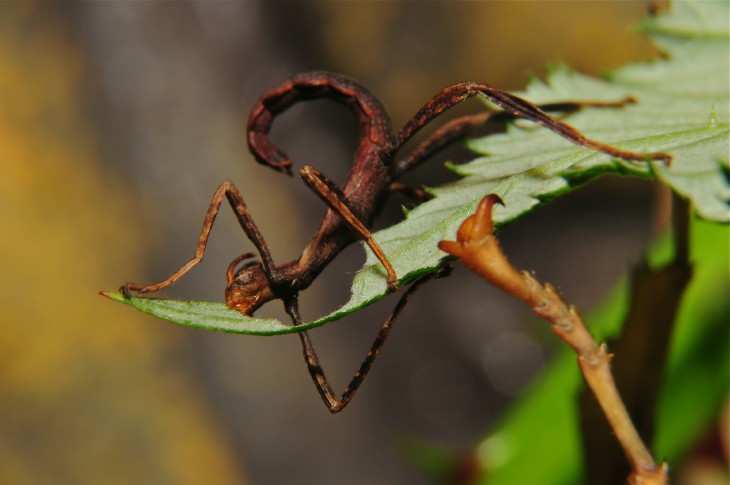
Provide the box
[105,0,728,332]
[100,291,337,335]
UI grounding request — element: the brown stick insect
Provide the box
[121,71,670,412]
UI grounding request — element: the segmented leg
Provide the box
[299,164,398,292]
[393,83,669,164]
[285,265,451,413]
[121,181,276,295]
[394,98,638,176]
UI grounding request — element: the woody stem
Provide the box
[438,195,667,485]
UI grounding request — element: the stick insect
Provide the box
[121,71,669,412]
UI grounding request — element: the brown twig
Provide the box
[438,195,669,484]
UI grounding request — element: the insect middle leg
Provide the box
[285,265,451,413]
[121,180,277,295]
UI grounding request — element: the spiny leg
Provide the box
[393,98,637,176]
[285,265,451,413]
[299,165,398,292]
[121,180,277,295]
[393,82,669,165]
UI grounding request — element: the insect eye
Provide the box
[235,271,253,285]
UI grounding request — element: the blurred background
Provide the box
[3,1,712,484]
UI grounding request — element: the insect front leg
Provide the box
[121,180,278,296]
[298,165,399,292]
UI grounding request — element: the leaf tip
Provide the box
[445,161,468,176]
[99,290,126,304]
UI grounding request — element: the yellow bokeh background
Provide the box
[0,5,245,483]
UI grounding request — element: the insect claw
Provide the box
[386,280,399,293]
[653,152,672,166]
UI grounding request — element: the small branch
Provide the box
[439,195,668,485]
